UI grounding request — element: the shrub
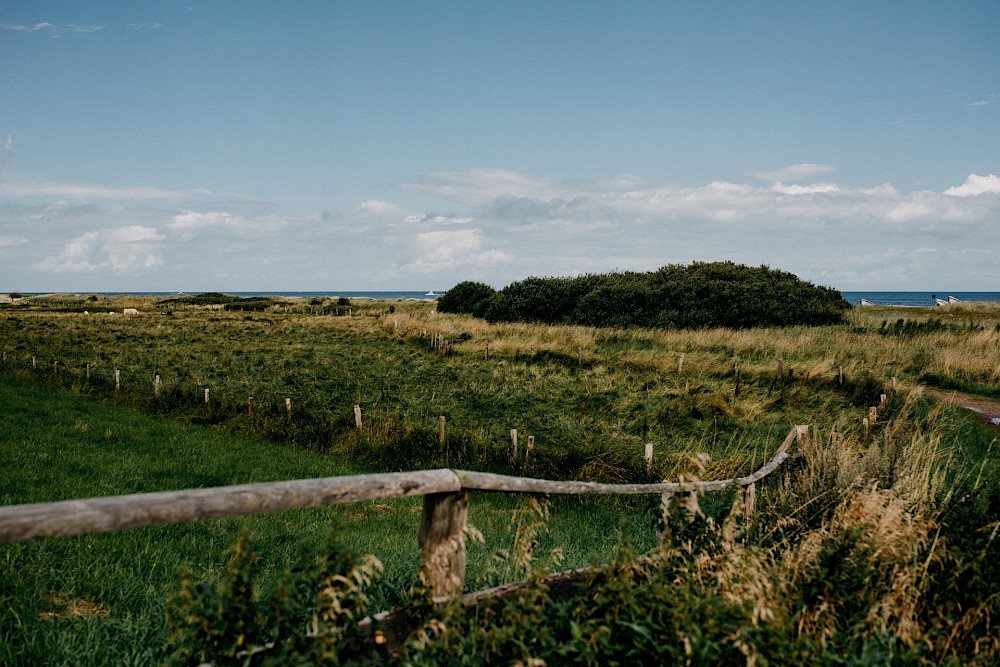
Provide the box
[435,281,495,317]
[460,262,849,329]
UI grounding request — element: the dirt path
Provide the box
[926,388,1000,431]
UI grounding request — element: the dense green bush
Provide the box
[453,262,849,328]
[434,281,496,317]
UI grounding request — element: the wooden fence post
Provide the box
[85,363,90,381]
[742,482,757,519]
[526,435,534,460]
[418,491,468,598]
[354,405,363,430]
[645,443,654,472]
[154,374,161,398]
[247,395,253,415]
[838,366,844,385]
[32,356,36,369]
[869,406,878,424]
[677,353,684,373]
[204,388,210,404]
[511,429,518,458]
[795,424,812,458]
[286,397,292,421]
[115,369,120,391]
[657,491,675,546]
[438,416,446,449]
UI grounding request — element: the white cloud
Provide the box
[772,182,840,195]
[966,100,991,107]
[36,226,163,273]
[750,164,835,182]
[404,229,511,272]
[0,236,29,248]
[0,22,103,34]
[943,173,1000,197]
[0,181,209,201]
[357,199,402,216]
[166,210,287,241]
[403,213,473,225]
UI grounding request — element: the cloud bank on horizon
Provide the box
[1,1,997,292]
[2,166,997,292]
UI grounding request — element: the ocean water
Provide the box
[840,292,1000,307]
[30,290,1000,307]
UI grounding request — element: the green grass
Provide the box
[1,298,998,664]
[0,375,667,666]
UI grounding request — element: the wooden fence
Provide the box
[0,425,807,603]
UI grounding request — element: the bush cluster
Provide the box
[441,262,849,328]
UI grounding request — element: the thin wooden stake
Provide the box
[677,353,684,373]
[526,435,534,460]
[511,428,518,458]
[32,356,36,369]
[86,363,90,380]
[115,369,120,391]
[354,405,363,430]
[204,388,210,404]
[891,376,898,391]
[838,365,844,385]
[248,395,253,415]
[154,374,161,398]
[438,416,446,448]
[285,397,292,421]
[645,443,654,472]
[742,482,757,519]
[869,406,877,424]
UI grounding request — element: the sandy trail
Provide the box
[926,388,1000,431]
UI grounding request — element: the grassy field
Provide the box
[1,295,998,664]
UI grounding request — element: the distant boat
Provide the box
[948,295,960,303]
[859,299,874,306]
[934,298,949,306]
[425,290,437,296]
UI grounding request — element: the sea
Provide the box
[25,290,1000,307]
[839,292,1000,307]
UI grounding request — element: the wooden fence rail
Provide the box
[0,426,807,599]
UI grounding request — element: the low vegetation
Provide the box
[1,293,998,664]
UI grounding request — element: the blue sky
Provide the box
[1,1,998,292]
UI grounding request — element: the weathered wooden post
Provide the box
[438,416,446,449]
[869,406,878,424]
[154,374,161,398]
[204,388,210,404]
[645,443,654,472]
[285,397,292,421]
[510,428,518,458]
[354,405,363,430]
[657,490,675,546]
[526,435,534,460]
[795,424,812,458]
[85,363,90,381]
[247,395,253,415]
[891,376,898,391]
[115,369,120,391]
[742,482,757,519]
[677,353,684,373]
[418,491,468,598]
[838,366,844,385]
[32,356,36,369]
